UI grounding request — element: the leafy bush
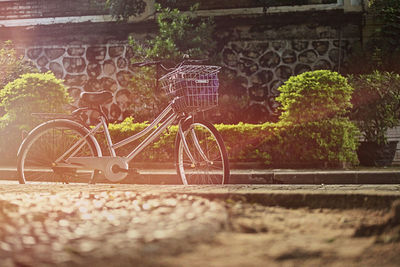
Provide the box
[345,1,400,74]
[0,72,71,129]
[276,70,354,123]
[212,94,251,124]
[0,72,71,164]
[106,119,267,163]
[104,0,147,20]
[99,70,360,167]
[270,70,359,166]
[0,41,37,118]
[0,41,37,91]
[259,119,360,167]
[102,117,359,167]
[131,3,216,61]
[367,0,400,72]
[125,3,217,122]
[350,71,400,145]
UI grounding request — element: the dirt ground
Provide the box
[160,202,400,267]
[0,185,399,266]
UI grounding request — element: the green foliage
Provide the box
[214,94,251,124]
[0,41,37,92]
[269,70,359,166]
[101,69,360,167]
[259,118,360,167]
[347,0,400,73]
[105,117,177,160]
[350,71,400,145]
[106,118,266,162]
[102,117,359,167]
[0,41,37,164]
[369,0,400,54]
[0,72,71,164]
[127,3,217,121]
[276,70,353,123]
[131,3,216,61]
[0,72,71,129]
[128,66,168,121]
[216,122,270,162]
[104,0,147,20]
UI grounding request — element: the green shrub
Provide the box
[131,3,216,61]
[105,118,267,162]
[367,0,400,72]
[106,117,176,161]
[0,72,71,129]
[104,0,147,20]
[126,3,217,122]
[0,41,37,91]
[271,70,359,166]
[276,70,354,123]
[104,117,359,167]
[350,71,400,145]
[0,72,71,164]
[106,118,249,162]
[259,118,360,167]
[216,122,272,162]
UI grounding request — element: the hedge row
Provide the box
[105,117,359,167]
[0,117,359,168]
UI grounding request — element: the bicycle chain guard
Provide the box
[66,156,129,182]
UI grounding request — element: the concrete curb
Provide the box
[110,169,400,184]
[1,167,400,184]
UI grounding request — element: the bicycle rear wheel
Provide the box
[17,119,101,184]
[175,118,229,185]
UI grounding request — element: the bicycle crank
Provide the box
[66,156,129,182]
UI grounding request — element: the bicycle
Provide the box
[16,60,230,185]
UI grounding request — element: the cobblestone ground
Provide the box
[0,184,399,266]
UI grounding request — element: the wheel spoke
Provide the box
[18,121,97,184]
[176,120,229,185]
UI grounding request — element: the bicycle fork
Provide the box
[178,118,210,168]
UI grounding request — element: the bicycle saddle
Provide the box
[80,91,113,105]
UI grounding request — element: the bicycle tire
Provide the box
[17,119,101,184]
[175,118,230,185]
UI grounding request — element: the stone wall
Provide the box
[19,34,357,123]
[220,38,356,119]
[0,0,365,124]
[212,14,360,122]
[22,42,135,123]
[13,18,360,123]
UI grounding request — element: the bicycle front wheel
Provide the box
[175,118,229,185]
[17,119,101,184]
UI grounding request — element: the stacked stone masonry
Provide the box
[23,42,135,122]
[19,36,356,122]
[1,0,362,123]
[221,38,356,115]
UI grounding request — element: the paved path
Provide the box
[0,183,399,266]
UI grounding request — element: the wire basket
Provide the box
[159,65,221,112]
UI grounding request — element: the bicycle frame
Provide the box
[114,103,177,161]
[57,100,205,181]
[18,62,229,184]
[60,102,176,164]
